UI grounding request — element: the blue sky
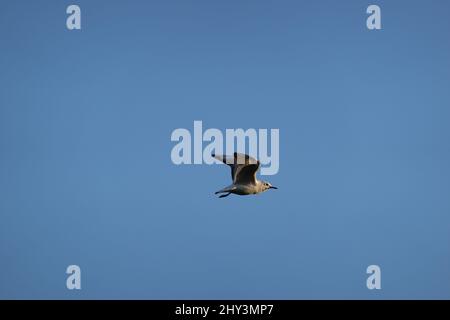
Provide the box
[1,0,450,299]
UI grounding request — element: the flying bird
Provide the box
[212,152,278,198]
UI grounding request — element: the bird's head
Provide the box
[261,181,278,192]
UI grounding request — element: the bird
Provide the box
[212,152,278,198]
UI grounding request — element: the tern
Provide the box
[212,153,278,198]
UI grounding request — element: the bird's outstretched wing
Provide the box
[212,152,260,185]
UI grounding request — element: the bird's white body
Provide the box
[212,153,277,198]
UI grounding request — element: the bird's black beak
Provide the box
[270,186,278,190]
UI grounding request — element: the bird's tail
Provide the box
[214,185,237,195]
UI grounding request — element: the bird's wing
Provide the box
[232,153,258,166]
[234,161,260,185]
[213,153,238,181]
[213,153,259,184]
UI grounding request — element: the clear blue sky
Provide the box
[1,0,450,299]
